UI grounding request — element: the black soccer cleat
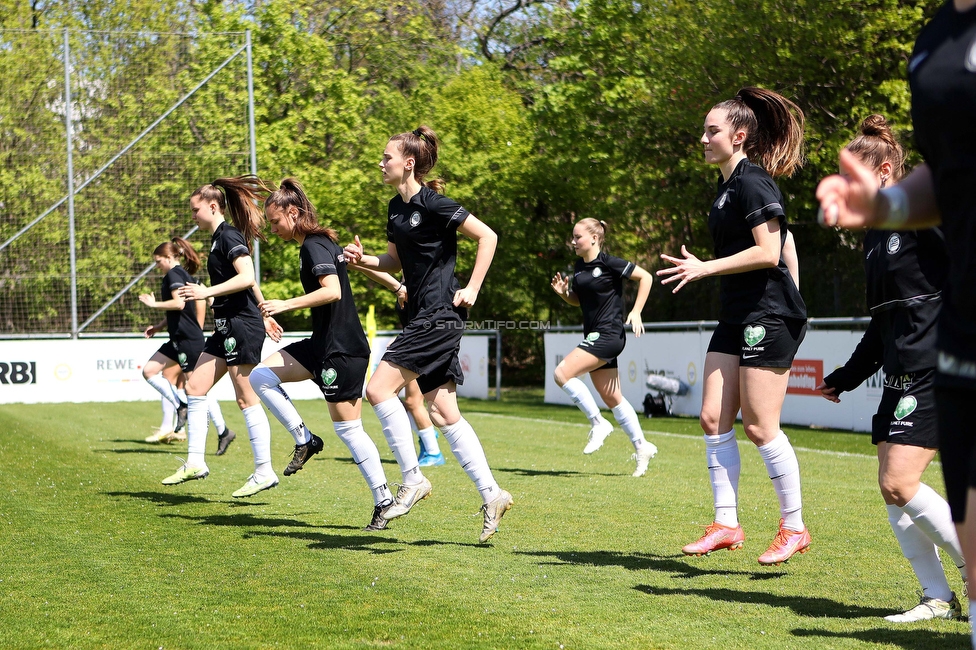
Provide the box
[283,433,324,476]
[215,428,236,456]
[175,401,188,433]
[364,502,391,531]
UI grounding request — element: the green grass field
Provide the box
[0,389,968,649]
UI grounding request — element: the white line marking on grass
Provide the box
[466,411,890,461]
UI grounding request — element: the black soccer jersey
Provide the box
[823,229,946,392]
[299,234,370,359]
[386,186,470,321]
[572,252,634,337]
[707,158,806,324]
[909,1,976,379]
[207,221,260,319]
[162,266,203,342]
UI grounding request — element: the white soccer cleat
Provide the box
[161,462,209,485]
[231,474,279,498]
[583,419,613,454]
[382,477,432,520]
[883,592,961,623]
[632,442,658,477]
[145,427,175,443]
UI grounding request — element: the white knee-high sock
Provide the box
[208,395,226,433]
[249,364,311,445]
[611,400,646,446]
[160,394,176,431]
[146,373,181,408]
[372,396,423,484]
[334,419,393,505]
[418,426,440,455]
[439,417,500,503]
[757,431,804,531]
[242,404,274,481]
[706,429,740,527]
[561,377,604,425]
[887,504,953,601]
[186,394,209,467]
[902,483,966,574]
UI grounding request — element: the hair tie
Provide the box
[412,128,425,141]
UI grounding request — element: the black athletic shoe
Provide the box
[283,433,324,476]
[175,402,188,433]
[215,428,236,456]
[364,500,393,531]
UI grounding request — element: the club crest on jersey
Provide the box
[592,267,602,278]
[178,352,187,365]
[717,191,729,209]
[409,211,422,227]
[886,233,901,254]
[322,368,337,386]
[224,337,237,353]
[894,395,917,420]
[743,325,765,347]
[585,332,600,343]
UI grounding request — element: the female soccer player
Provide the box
[817,1,976,636]
[161,176,281,498]
[344,125,512,543]
[247,178,397,530]
[140,238,234,451]
[816,115,963,622]
[658,87,809,565]
[550,218,657,476]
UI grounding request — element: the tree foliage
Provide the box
[0,0,942,380]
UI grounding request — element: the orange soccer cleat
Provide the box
[682,522,745,556]
[757,519,811,566]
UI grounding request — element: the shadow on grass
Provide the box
[516,549,771,580]
[104,490,216,506]
[160,512,321,529]
[636,585,892,620]
[495,467,591,478]
[241,529,401,554]
[332,456,399,466]
[95,445,177,455]
[792,626,970,649]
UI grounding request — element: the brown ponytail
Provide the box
[153,237,201,275]
[192,175,273,252]
[265,177,339,242]
[845,114,905,184]
[713,87,805,178]
[389,125,445,193]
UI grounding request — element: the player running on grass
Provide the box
[248,177,398,530]
[658,87,810,566]
[161,177,283,498]
[140,238,234,451]
[550,218,657,476]
[816,115,963,622]
[344,125,512,543]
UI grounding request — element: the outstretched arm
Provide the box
[817,150,940,229]
[657,219,781,294]
[550,271,580,307]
